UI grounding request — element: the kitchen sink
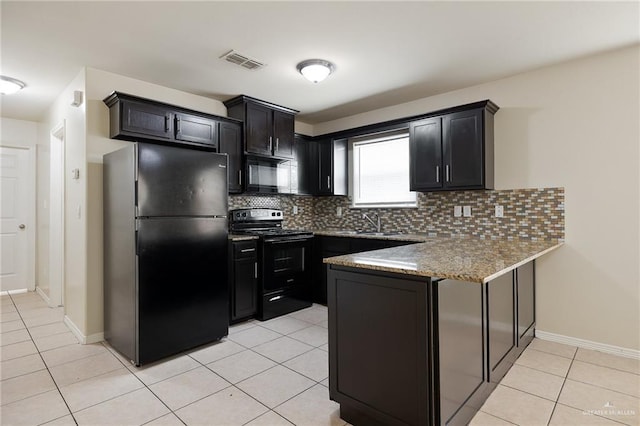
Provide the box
[332,230,402,236]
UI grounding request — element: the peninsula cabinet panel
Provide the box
[486,272,516,383]
[328,267,429,426]
[516,261,535,346]
[435,279,485,426]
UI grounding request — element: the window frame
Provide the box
[348,129,417,209]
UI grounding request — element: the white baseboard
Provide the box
[35,287,51,306]
[536,329,640,360]
[0,288,28,296]
[63,315,104,345]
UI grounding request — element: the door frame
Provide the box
[0,144,36,292]
[48,121,65,307]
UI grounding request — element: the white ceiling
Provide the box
[1,1,638,124]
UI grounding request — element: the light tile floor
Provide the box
[1,291,638,425]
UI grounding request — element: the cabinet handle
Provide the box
[164,115,170,132]
[268,137,273,152]
[241,247,256,253]
[445,165,450,182]
[176,116,181,133]
[436,165,440,183]
[238,170,242,186]
[254,262,258,279]
[275,137,279,152]
[327,176,331,190]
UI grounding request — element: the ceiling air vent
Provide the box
[220,50,266,71]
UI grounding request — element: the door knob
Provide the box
[18,224,25,229]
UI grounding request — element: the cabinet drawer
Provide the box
[233,241,258,259]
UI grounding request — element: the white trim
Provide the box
[0,289,28,296]
[64,315,105,344]
[536,329,640,360]
[36,286,51,305]
[49,121,65,308]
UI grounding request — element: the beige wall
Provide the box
[44,69,87,334]
[0,117,39,290]
[314,45,640,351]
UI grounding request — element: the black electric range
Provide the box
[230,209,313,320]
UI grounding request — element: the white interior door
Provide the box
[0,146,30,291]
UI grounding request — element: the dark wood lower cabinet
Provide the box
[327,262,536,426]
[230,240,258,323]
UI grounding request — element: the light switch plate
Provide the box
[336,207,343,217]
[463,206,472,217]
[293,205,299,215]
[454,206,462,217]
[495,205,504,218]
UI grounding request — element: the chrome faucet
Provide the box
[362,213,381,233]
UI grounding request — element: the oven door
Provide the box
[262,236,312,293]
[246,156,291,194]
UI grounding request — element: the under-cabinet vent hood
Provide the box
[220,50,266,71]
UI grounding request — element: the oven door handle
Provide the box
[263,236,313,243]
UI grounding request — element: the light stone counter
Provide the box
[228,234,259,242]
[323,236,562,283]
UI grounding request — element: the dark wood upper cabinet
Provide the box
[409,117,442,190]
[104,92,243,193]
[294,134,313,196]
[315,138,347,196]
[119,99,173,140]
[224,95,298,160]
[174,112,217,148]
[219,121,243,194]
[409,100,497,192]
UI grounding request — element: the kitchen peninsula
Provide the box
[324,236,562,426]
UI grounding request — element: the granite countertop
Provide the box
[323,236,563,283]
[228,234,259,241]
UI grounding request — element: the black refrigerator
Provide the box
[103,143,228,366]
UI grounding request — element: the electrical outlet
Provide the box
[454,206,462,217]
[292,205,298,215]
[463,206,472,217]
[336,207,343,217]
[495,205,504,218]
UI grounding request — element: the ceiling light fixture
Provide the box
[0,75,26,95]
[296,59,335,83]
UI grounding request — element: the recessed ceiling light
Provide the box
[296,59,335,83]
[0,75,26,95]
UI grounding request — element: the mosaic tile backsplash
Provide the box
[230,187,564,241]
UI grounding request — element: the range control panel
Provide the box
[230,208,283,222]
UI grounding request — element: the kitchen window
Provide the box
[349,130,417,208]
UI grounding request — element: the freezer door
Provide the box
[136,217,228,365]
[136,143,228,217]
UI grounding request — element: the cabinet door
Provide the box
[317,139,333,195]
[175,113,217,148]
[231,241,258,321]
[245,103,273,156]
[443,109,483,188]
[219,121,243,193]
[409,117,442,191]
[122,100,173,140]
[294,134,312,195]
[487,272,516,383]
[273,111,295,158]
[517,261,535,344]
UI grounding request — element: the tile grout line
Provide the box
[545,347,578,426]
[8,293,79,426]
